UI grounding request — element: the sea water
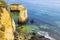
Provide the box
[5,0,60,40]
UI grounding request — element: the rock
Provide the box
[30,35,50,40]
[0,1,7,7]
[30,19,35,24]
[10,4,24,12]
[10,4,28,24]
[18,8,28,23]
[0,4,16,40]
[29,32,50,40]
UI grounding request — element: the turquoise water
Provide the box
[11,12,19,24]
[5,0,60,40]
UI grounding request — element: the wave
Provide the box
[37,31,56,40]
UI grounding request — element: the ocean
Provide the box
[5,0,60,40]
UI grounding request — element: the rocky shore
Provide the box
[14,31,51,40]
[29,33,50,40]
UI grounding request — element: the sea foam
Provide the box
[37,31,56,40]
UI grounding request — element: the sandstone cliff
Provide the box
[10,4,24,11]
[10,4,28,23]
[0,3,16,40]
[19,8,28,23]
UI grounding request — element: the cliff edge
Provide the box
[0,1,16,40]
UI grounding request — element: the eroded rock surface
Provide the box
[19,8,28,23]
[10,4,28,23]
[0,1,16,40]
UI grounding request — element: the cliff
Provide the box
[10,4,28,23]
[19,8,28,23]
[0,2,16,40]
[10,4,24,11]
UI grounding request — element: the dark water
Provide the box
[5,0,60,40]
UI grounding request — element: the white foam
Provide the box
[37,31,56,40]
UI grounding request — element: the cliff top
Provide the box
[0,1,7,8]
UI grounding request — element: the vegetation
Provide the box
[0,0,3,1]
[0,0,7,6]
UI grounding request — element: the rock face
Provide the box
[19,8,28,23]
[10,4,24,11]
[10,4,28,23]
[0,2,16,40]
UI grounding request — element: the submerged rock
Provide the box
[0,2,16,40]
[29,35,50,40]
[30,19,35,24]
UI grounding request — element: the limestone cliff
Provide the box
[0,7,16,40]
[19,8,28,23]
[10,4,28,23]
[10,4,24,11]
